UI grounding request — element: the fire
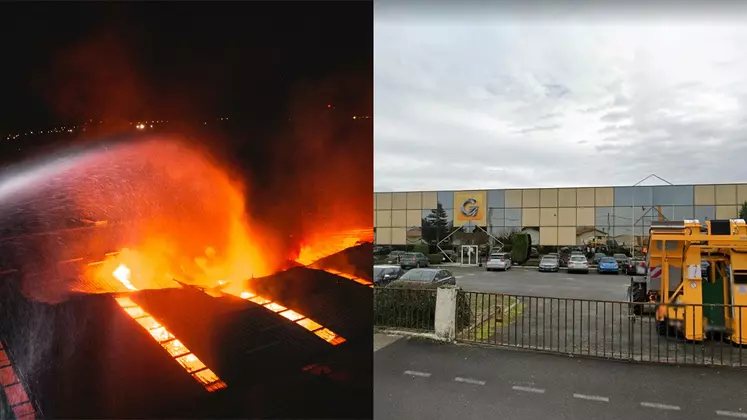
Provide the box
[237,290,346,346]
[53,138,290,297]
[294,228,373,266]
[113,264,137,291]
[114,296,226,392]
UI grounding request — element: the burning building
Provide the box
[0,135,373,419]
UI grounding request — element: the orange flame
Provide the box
[114,296,227,392]
[294,228,373,266]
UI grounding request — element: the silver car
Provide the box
[567,255,590,274]
[538,256,559,272]
[486,252,512,271]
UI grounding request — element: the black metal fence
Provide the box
[457,291,747,367]
[373,286,438,332]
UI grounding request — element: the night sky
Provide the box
[0,1,372,133]
[0,1,373,252]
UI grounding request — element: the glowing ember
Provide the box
[0,341,36,419]
[113,264,138,291]
[321,268,373,288]
[114,296,227,392]
[237,291,345,346]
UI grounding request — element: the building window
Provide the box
[653,185,694,206]
[694,205,716,222]
[505,209,521,227]
[487,190,505,208]
[489,208,505,227]
[437,191,454,209]
[614,186,653,207]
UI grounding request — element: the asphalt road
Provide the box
[447,265,631,301]
[374,334,747,420]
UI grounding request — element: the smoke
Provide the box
[261,74,374,255]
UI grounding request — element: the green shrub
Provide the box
[374,284,472,331]
[412,244,430,255]
[511,233,530,263]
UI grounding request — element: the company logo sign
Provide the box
[453,191,486,225]
[461,198,479,217]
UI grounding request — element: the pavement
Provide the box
[444,265,631,301]
[374,333,747,420]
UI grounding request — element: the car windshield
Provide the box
[400,269,436,282]
[570,256,586,262]
[600,257,617,263]
[374,267,385,277]
[541,257,556,262]
[491,253,505,258]
[402,253,418,258]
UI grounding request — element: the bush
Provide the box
[374,284,472,331]
[412,244,430,255]
[511,233,530,263]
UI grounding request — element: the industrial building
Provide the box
[374,183,747,255]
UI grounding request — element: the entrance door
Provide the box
[460,245,478,266]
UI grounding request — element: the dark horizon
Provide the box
[0,1,372,135]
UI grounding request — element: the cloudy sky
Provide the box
[374,3,747,192]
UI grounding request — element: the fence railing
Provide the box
[457,291,747,367]
[373,286,439,332]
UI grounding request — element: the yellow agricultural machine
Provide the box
[628,219,747,345]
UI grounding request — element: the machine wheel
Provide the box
[630,286,646,315]
[656,320,677,337]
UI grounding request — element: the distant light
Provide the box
[150,124,153,128]
[327,104,332,108]
[353,116,357,120]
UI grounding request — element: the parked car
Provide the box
[613,253,630,272]
[626,258,647,276]
[389,268,456,286]
[598,257,619,274]
[486,252,512,271]
[538,256,559,272]
[374,265,405,286]
[386,251,406,264]
[399,252,429,269]
[567,255,590,274]
[441,250,457,263]
[593,253,607,265]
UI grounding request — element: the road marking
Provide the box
[640,402,681,411]
[403,370,431,378]
[455,276,464,279]
[454,377,485,385]
[573,393,609,402]
[512,385,545,394]
[717,411,747,418]
[466,273,475,276]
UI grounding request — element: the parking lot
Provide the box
[445,265,632,301]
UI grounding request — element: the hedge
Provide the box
[374,283,472,331]
[511,233,530,263]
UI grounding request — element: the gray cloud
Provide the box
[375,19,747,191]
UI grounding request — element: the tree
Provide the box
[422,203,451,245]
[740,201,747,220]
